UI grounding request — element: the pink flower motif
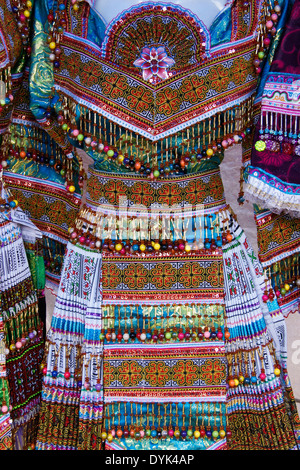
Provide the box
[133,46,175,82]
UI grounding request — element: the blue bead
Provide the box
[132,244,139,251]
[251,376,257,384]
[59,3,65,9]
[52,370,58,378]
[151,430,157,437]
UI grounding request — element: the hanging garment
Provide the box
[0,0,83,290]
[243,0,300,319]
[25,0,300,450]
[0,180,45,450]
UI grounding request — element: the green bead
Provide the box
[62,123,68,131]
[107,149,114,157]
[77,134,84,141]
[254,140,266,152]
[258,51,265,59]
[212,430,219,439]
[153,170,160,178]
[145,429,151,437]
[187,429,193,437]
[165,332,172,340]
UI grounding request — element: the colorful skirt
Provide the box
[36,167,300,450]
[0,203,44,450]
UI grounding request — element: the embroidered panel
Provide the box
[103,343,226,400]
[102,252,224,304]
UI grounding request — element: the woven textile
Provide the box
[29,0,300,450]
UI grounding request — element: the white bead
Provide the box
[95,240,101,248]
[98,143,104,151]
[85,137,92,145]
[140,333,146,341]
[49,53,55,61]
[1,160,7,167]
[123,333,129,341]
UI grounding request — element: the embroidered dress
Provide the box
[0,182,45,450]
[29,0,300,450]
[244,0,300,318]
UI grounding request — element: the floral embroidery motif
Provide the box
[181,75,208,104]
[178,262,205,288]
[123,263,149,289]
[133,46,175,82]
[101,72,128,100]
[102,263,122,289]
[116,361,143,387]
[102,179,127,206]
[81,61,103,87]
[144,361,170,387]
[129,181,155,207]
[172,360,198,386]
[151,263,177,289]
[126,86,154,113]
[199,358,226,385]
[156,87,181,116]
[209,64,230,94]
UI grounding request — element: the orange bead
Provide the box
[226,233,233,242]
[20,150,26,158]
[224,330,230,339]
[228,379,236,388]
